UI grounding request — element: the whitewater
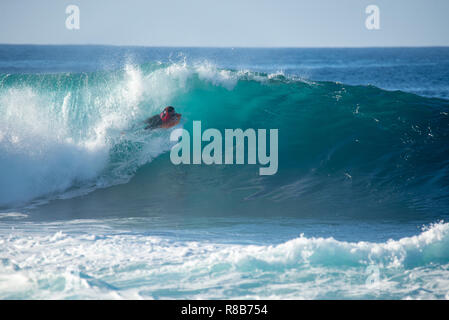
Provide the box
[1,218,449,299]
[0,46,449,299]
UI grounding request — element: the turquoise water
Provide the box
[0,46,449,299]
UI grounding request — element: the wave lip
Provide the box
[0,221,448,299]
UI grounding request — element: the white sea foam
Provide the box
[0,63,184,207]
[0,212,28,219]
[0,220,448,299]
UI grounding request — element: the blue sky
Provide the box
[0,0,448,47]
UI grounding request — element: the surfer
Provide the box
[144,106,181,130]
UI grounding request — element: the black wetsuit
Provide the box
[144,115,162,130]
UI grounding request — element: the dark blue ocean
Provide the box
[0,45,449,299]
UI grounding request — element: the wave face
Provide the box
[1,219,449,299]
[1,62,449,218]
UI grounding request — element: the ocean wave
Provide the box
[0,220,448,299]
[0,61,449,217]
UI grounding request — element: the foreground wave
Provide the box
[0,220,448,299]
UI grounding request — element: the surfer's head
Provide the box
[160,106,175,122]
